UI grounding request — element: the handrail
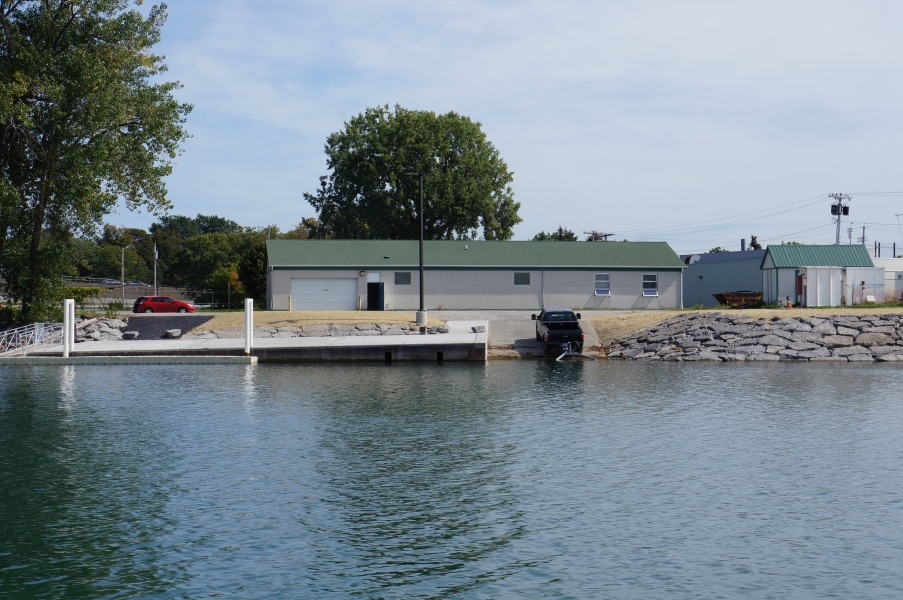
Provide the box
[0,322,64,356]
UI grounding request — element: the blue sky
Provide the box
[114,0,903,254]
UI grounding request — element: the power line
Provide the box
[613,194,829,235]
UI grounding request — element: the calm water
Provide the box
[1,362,902,598]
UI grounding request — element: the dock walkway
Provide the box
[22,320,488,364]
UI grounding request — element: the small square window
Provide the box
[594,273,610,296]
[514,272,530,285]
[394,272,412,285]
[642,274,658,296]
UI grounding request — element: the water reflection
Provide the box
[306,364,531,596]
[2,362,903,598]
[0,367,185,597]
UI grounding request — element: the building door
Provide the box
[290,278,358,310]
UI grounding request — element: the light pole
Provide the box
[405,172,428,325]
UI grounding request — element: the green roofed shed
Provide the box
[760,244,874,269]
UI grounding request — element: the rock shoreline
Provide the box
[606,313,903,362]
[181,323,450,340]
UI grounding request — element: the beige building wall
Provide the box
[268,268,683,310]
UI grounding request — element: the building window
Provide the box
[514,272,531,285]
[642,274,658,296]
[594,273,610,296]
[394,272,412,285]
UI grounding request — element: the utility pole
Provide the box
[583,230,614,241]
[858,225,867,245]
[153,241,158,296]
[121,246,125,308]
[847,227,852,245]
[828,193,851,245]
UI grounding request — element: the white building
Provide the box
[265,240,686,311]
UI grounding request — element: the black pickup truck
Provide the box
[532,308,584,355]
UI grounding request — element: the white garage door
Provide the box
[290,278,358,310]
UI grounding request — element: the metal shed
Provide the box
[681,250,765,307]
[265,240,686,311]
[761,245,878,306]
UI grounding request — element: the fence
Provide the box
[60,280,238,310]
[0,322,63,356]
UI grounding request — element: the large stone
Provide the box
[877,352,903,362]
[766,345,785,354]
[790,331,823,343]
[862,326,896,334]
[165,329,181,338]
[814,322,837,334]
[809,356,847,362]
[789,341,820,351]
[770,329,794,340]
[836,326,859,336]
[620,348,642,357]
[847,354,875,362]
[870,345,903,355]
[633,352,656,359]
[758,335,790,346]
[796,347,831,358]
[733,345,766,354]
[856,332,895,346]
[840,321,868,329]
[122,331,139,339]
[832,345,871,357]
[820,335,855,347]
[778,349,799,357]
[703,339,728,347]
[746,353,781,361]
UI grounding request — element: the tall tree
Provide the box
[304,104,521,241]
[0,0,190,320]
[533,226,578,241]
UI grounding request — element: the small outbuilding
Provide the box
[265,240,686,311]
[681,250,766,307]
[760,245,882,307]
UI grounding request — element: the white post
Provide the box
[68,300,76,354]
[62,299,71,358]
[244,298,253,354]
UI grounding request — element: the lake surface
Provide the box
[1,362,902,598]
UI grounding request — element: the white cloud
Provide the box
[112,0,903,252]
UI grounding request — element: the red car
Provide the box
[133,296,196,313]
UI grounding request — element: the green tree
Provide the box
[533,226,578,241]
[708,246,729,253]
[165,232,241,292]
[304,105,521,241]
[0,0,190,321]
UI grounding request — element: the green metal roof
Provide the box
[760,244,874,269]
[266,240,685,269]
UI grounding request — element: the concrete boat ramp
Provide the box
[3,320,488,365]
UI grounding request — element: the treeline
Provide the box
[74,215,322,306]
